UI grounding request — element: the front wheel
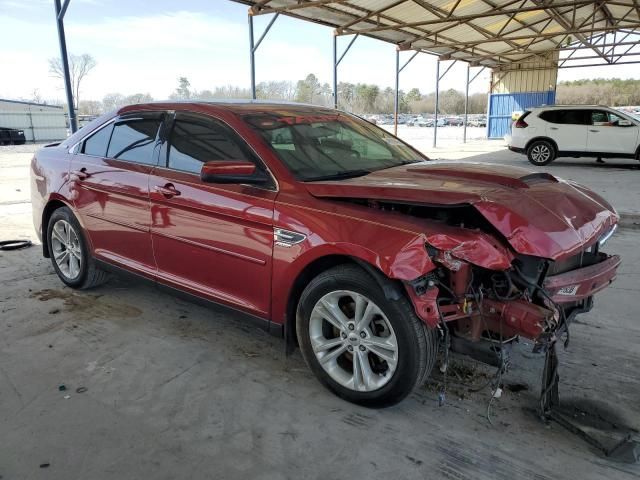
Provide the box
[527,140,556,166]
[296,265,438,407]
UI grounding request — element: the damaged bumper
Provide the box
[543,254,621,303]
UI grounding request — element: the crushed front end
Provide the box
[405,226,621,362]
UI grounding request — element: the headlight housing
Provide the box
[598,224,617,248]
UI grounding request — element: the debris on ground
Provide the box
[75,386,88,394]
[0,239,33,251]
[506,383,529,393]
[57,384,66,392]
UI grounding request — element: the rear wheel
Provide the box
[296,265,438,407]
[527,140,556,166]
[47,207,109,289]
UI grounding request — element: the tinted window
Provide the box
[82,124,113,156]
[539,111,557,123]
[107,118,161,164]
[540,110,587,125]
[168,115,255,174]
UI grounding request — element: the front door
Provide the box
[70,111,164,276]
[587,110,640,155]
[148,111,276,317]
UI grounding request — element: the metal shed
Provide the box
[0,99,68,143]
[53,0,640,144]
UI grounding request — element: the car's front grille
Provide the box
[547,250,603,276]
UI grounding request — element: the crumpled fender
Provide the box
[425,229,514,271]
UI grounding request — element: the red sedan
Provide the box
[31,102,620,407]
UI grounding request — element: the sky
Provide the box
[1,0,639,104]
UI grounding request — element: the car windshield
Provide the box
[243,110,426,181]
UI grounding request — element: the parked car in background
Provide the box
[443,117,463,127]
[507,105,640,166]
[0,127,26,145]
[32,101,620,407]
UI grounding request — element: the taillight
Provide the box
[515,118,528,128]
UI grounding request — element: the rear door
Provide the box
[587,110,640,155]
[70,111,165,276]
[540,109,589,152]
[148,111,277,317]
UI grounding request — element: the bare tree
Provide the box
[31,89,44,104]
[48,53,97,110]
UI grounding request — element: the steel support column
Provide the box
[434,59,457,148]
[433,60,440,148]
[463,63,470,143]
[249,14,256,99]
[393,49,419,136]
[248,12,279,100]
[463,65,486,143]
[394,50,399,135]
[332,33,358,109]
[54,0,76,133]
[333,35,338,108]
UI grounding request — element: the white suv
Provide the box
[507,105,640,166]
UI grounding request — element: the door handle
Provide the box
[549,127,558,130]
[70,168,90,180]
[154,183,181,198]
[589,129,600,133]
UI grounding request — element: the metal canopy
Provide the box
[237,1,640,70]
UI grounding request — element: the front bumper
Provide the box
[508,146,525,154]
[544,254,621,303]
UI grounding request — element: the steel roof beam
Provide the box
[336,1,592,36]
[531,0,609,63]
[253,0,349,16]
[337,0,405,31]
[414,23,640,49]
[57,0,70,20]
[234,1,640,69]
[411,0,525,53]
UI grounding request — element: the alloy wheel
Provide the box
[51,219,82,280]
[309,290,398,392]
[530,144,551,163]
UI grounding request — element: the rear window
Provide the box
[539,109,588,125]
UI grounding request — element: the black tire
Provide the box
[46,206,109,289]
[296,264,438,408]
[527,139,556,166]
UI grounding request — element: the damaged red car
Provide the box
[31,102,620,407]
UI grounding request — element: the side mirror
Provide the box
[200,161,267,184]
[618,119,633,127]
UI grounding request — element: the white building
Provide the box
[0,99,68,143]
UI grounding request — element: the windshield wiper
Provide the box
[304,169,371,182]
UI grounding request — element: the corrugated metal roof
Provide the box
[234,1,640,70]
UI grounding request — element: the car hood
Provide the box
[304,161,618,261]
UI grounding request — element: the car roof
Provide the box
[529,105,610,110]
[118,99,337,116]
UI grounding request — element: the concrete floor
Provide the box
[1,144,639,479]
